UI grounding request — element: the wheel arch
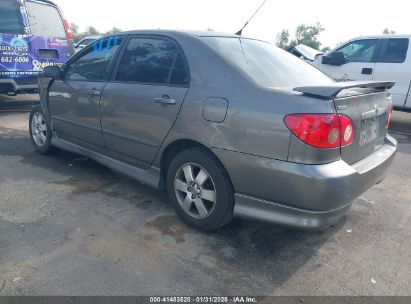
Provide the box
[158,139,234,192]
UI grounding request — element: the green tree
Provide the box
[383,28,396,34]
[70,24,101,43]
[86,26,100,36]
[70,24,123,43]
[106,27,122,34]
[294,23,324,50]
[70,22,79,37]
[276,29,295,50]
[321,46,331,53]
[276,22,328,51]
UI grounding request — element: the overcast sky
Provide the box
[53,0,410,49]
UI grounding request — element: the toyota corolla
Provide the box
[31,30,397,231]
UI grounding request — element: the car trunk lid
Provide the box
[294,81,394,164]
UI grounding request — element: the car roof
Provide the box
[28,0,58,7]
[350,34,411,40]
[104,29,255,40]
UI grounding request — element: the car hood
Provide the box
[292,44,324,61]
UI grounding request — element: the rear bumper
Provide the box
[234,194,352,230]
[213,135,397,229]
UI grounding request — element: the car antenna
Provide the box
[235,0,268,36]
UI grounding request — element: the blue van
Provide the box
[0,0,74,95]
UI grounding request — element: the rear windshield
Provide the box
[203,37,333,88]
[0,0,24,34]
[26,1,66,38]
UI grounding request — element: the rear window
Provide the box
[115,37,180,85]
[26,1,66,38]
[379,38,409,63]
[203,37,333,88]
[170,54,189,85]
[0,0,24,34]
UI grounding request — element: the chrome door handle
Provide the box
[154,95,176,105]
[89,90,101,96]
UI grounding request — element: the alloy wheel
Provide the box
[31,112,47,146]
[174,163,217,219]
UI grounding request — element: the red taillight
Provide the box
[386,103,393,129]
[63,20,73,40]
[339,114,355,146]
[284,114,355,149]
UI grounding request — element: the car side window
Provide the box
[0,0,24,34]
[379,38,409,63]
[115,37,183,85]
[78,39,95,47]
[170,54,189,86]
[65,37,122,81]
[336,39,378,63]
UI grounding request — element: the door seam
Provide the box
[98,82,109,149]
[403,80,411,107]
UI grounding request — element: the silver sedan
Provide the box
[31,30,396,231]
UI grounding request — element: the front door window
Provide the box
[66,37,122,81]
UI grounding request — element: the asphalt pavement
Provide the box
[0,103,410,296]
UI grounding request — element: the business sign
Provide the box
[0,33,69,79]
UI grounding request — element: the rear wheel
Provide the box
[166,148,234,231]
[29,106,53,154]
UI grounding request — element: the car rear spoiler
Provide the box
[293,81,395,99]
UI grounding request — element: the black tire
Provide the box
[166,147,235,231]
[29,105,54,154]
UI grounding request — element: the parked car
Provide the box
[313,35,411,111]
[0,0,74,95]
[288,44,323,62]
[32,30,396,231]
[74,35,101,53]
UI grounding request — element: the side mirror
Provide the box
[322,51,346,66]
[44,66,63,79]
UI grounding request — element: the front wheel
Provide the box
[166,148,234,231]
[29,106,53,154]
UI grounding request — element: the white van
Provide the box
[312,35,411,110]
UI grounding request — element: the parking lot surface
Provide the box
[0,108,410,296]
[0,95,39,112]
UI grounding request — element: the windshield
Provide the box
[203,37,333,88]
[0,0,24,34]
[26,1,66,38]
